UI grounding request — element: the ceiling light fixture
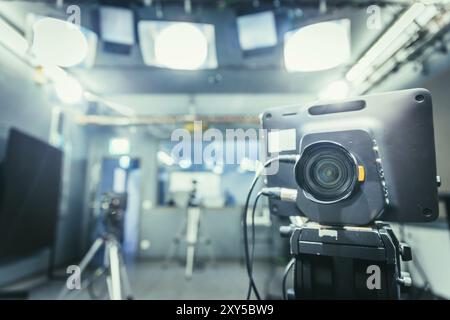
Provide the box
[138,21,218,70]
[284,19,351,72]
[237,11,278,51]
[346,3,431,83]
[31,17,89,68]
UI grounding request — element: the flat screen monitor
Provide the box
[0,128,63,261]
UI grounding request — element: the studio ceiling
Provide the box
[1,1,450,117]
[0,1,402,95]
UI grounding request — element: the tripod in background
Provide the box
[165,180,216,280]
[58,193,133,300]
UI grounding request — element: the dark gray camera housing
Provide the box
[261,88,439,226]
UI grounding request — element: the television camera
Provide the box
[243,88,440,299]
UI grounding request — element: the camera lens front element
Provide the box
[295,142,359,203]
[314,159,343,187]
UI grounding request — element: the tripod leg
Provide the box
[119,255,134,300]
[164,214,188,267]
[185,207,200,280]
[185,246,196,280]
[107,241,123,300]
[57,238,105,300]
[120,268,132,300]
[106,274,113,300]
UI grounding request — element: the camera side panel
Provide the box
[362,89,439,222]
[261,106,304,217]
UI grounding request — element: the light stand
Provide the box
[165,181,216,279]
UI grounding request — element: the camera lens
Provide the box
[295,142,358,203]
[315,160,342,186]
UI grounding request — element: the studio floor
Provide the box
[27,260,282,300]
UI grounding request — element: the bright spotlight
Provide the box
[284,19,351,72]
[155,23,207,70]
[32,18,89,68]
[54,75,83,104]
[27,14,98,68]
[319,80,350,100]
[138,21,218,70]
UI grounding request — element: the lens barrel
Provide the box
[295,142,358,203]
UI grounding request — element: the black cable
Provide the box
[246,192,263,299]
[243,174,262,300]
[282,258,295,300]
[243,155,299,300]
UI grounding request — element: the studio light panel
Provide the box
[25,13,98,68]
[99,6,135,46]
[284,19,351,72]
[138,21,218,70]
[237,11,278,51]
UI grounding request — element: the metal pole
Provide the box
[108,241,123,300]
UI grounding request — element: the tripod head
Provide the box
[187,179,201,208]
[100,192,128,239]
[280,221,412,299]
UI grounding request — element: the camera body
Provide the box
[261,88,439,226]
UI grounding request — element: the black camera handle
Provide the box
[281,222,412,299]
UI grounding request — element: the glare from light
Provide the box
[157,151,175,166]
[119,156,131,169]
[32,18,88,67]
[319,80,350,100]
[284,19,351,72]
[54,75,83,104]
[154,23,208,70]
[109,138,130,155]
[179,158,192,169]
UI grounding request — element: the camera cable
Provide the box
[282,258,295,300]
[246,191,263,299]
[242,154,299,300]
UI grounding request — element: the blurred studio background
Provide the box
[0,0,450,300]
